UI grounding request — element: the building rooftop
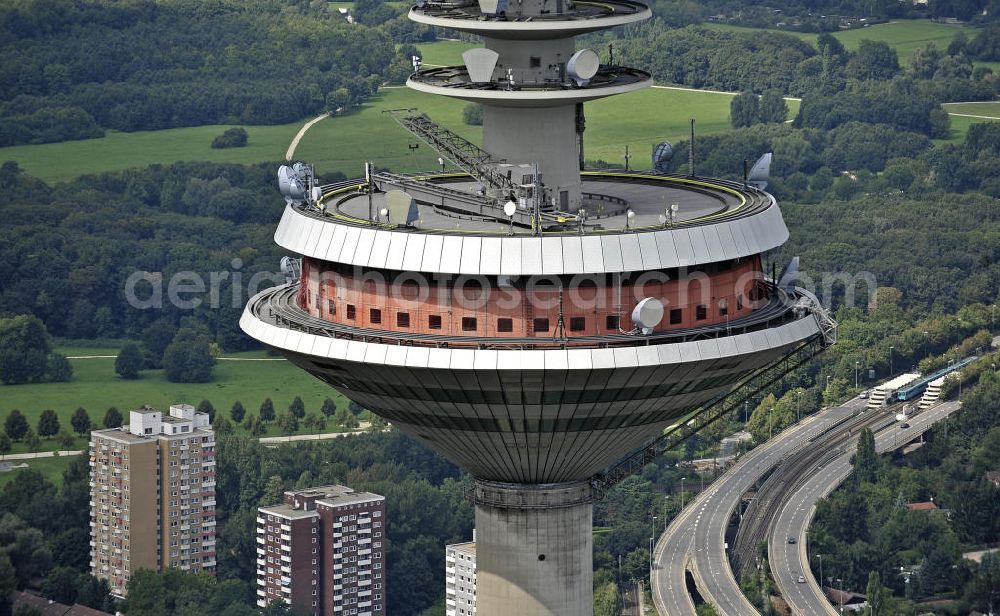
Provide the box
[92,427,158,445]
[449,541,477,556]
[259,504,321,520]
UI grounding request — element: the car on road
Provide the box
[901,422,910,429]
[797,575,806,583]
[859,390,870,399]
[787,536,796,544]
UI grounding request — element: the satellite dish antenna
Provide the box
[311,186,323,203]
[670,203,679,213]
[567,49,600,86]
[379,207,389,220]
[503,201,517,217]
[652,142,674,173]
[632,297,664,335]
[658,213,668,224]
[277,164,312,204]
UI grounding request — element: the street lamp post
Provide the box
[649,536,654,574]
[855,361,860,389]
[837,578,844,614]
[680,477,686,509]
[817,554,824,590]
[890,346,895,375]
[796,390,801,423]
[769,406,774,440]
[923,331,929,359]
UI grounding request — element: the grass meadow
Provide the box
[0,122,300,184]
[0,347,353,456]
[0,456,76,488]
[702,19,984,67]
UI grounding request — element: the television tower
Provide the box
[241,0,836,612]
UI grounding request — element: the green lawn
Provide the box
[0,456,76,489]
[938,102,1000,143]
[416,40,476,67]
[0,347,353,454]
[703,19,982,66]
[943,101,1000,118]
[0,122,301,184]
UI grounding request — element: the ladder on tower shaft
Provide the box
[385,108,516,196]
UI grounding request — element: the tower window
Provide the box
[396,312,410,327]
[569,317,586,332]
[719,300,728,317]
[370,308,382,324]
[346,305,356,319]
[497,318,513,333]
[462,317,477,332]
[669,308,682,324]
[605,315,620,330]
[328,300,336,315]
[530,56,541,68]
[737,294,744,310]
[533,318,550,332]
[696,305,707,321]
[428,315,442,329]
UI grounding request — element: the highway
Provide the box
[769,400,963,616]
[651,397,867,615]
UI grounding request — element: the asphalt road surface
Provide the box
[769,400,962,616]
[652,397,867,615]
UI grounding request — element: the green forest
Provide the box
[0,0,420,146]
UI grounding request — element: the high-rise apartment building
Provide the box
[256,485,386,616]
[446,538,476,616]
[89,404,217,596]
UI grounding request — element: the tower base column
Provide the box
[472,480,594,616]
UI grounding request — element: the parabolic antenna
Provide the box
[652,142,674,173]
[632,297,664,333]
[748,152,773,190]
[567,49,600,86]
[503,200,517,217]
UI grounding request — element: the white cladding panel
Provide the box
[274,198,787,274]
[421,234,444,272]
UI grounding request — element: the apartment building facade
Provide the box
[257,485,386,616]
[445,539,476,616]
[89,404,217,596]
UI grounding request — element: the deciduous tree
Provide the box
[38,409,60,438]
[5,410,28,441]
[70,407,91,436]
[115,342,144,380]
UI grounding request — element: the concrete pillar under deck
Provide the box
[482,104,581,210]
[473,480,594,616]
